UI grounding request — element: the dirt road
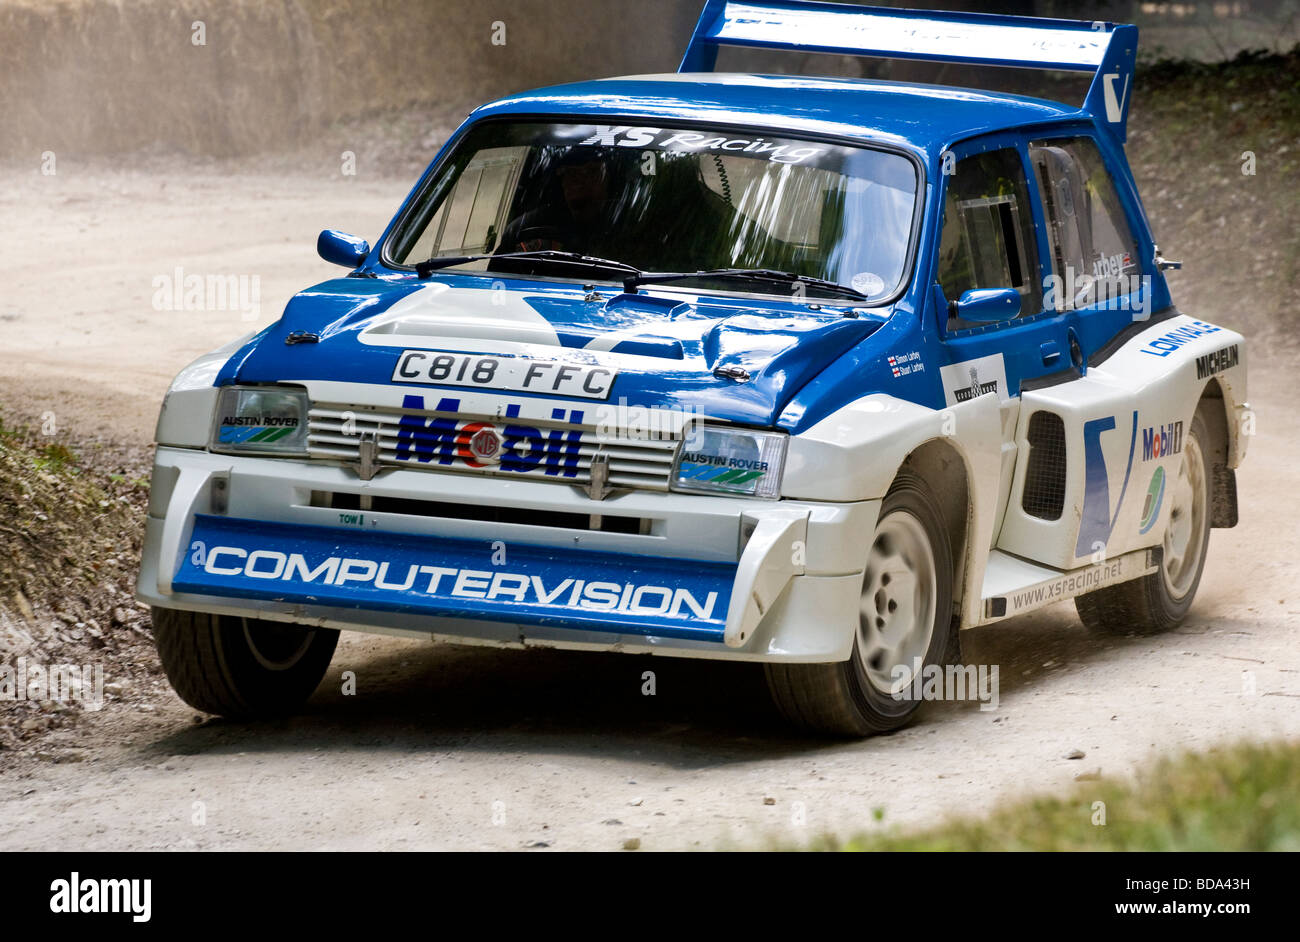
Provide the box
[1,166,1297,851]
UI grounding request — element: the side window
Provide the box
[937,147,1043,330]
[1029,136,1140,311]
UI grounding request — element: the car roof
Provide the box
[470,72,1086,155]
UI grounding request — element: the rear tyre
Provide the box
[1075,410,1212,636]
[152,607,339,719]
[765,470,958,737]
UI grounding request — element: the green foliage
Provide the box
[34,442,78,472]
[804,741,1300,852]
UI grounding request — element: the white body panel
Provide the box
[998,315,1247,572]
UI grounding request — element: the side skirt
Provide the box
[977,547,1159,625]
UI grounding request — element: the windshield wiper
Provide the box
[624,268,869,301]
[415,250,641,279]
[414,253,871,303]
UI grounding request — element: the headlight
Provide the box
[672,426,786,499]
[211,386,309,455]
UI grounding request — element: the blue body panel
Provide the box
[174,515,735,642]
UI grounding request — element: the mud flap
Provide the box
[1211,464,1238,528]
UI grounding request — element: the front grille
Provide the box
[1022,410,1067,520]
[306,401,678,489]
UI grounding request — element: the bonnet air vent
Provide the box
[1022,411,1067,521]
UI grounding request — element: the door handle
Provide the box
[1040,341,1061,367]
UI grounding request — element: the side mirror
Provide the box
[950,288,1020,323]
[317,229,370,268]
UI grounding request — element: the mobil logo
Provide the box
[394,394,586,477]
[1141,420,1183,462]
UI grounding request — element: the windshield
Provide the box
[386,121,919,301]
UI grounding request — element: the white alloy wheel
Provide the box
[855,510,938,694]
[1161,432,1208,601]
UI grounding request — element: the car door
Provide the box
[932,137,1073,547]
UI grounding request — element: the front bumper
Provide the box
[137,447,877,662]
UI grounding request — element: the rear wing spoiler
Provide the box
[678,0,1139,141]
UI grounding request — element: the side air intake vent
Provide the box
[1022,411,1067,521]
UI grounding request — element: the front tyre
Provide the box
[1075,410,1213,635]
[152,607,339,719]
[765,470,957,737]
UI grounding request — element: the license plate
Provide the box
[391,350,617,400]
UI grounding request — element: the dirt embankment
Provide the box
[0,0,700,160]
[0,421,156,753]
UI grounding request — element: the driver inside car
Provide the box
[499,146,620,255]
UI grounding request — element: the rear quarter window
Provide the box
[1029,136,1141,311]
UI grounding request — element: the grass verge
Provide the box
[807,741,1300,851]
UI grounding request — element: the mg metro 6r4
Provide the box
[138,1,1248,735]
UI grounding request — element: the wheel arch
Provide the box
[784,391,1004,630]
[898,437,973,631]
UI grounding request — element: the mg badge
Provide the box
[466,425,504,465]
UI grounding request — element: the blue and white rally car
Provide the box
[139,1,1248,735]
